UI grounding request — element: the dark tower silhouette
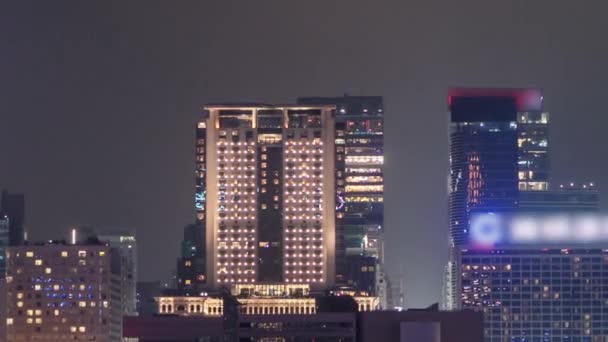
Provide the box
[1,190,25,246]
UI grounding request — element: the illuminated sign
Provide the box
[470,213,608,247]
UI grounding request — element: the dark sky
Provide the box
[1,1,608,308]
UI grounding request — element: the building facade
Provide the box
[1,214,8,277]
[460,206,608,341]
[448,88,539,247]
[446,88,547,309]
[199,104,336,289]
[136,281,161,317]
[443,88,608,341]
[297,96,385,298]
[517,111,550,191]
[1,190,25,246]
[5,243,122,342]
[176,223,205,293]
[519,186,599,213]
[0,278,6,342]
[461,248,608,341]
[98,234,138,317]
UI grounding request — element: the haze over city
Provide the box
[2,0,608,311]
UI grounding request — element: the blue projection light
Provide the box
[470,213,503,247]
[470,213,608,247]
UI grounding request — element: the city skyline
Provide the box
[2,1,608,309]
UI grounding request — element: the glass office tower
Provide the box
[298,96,384,297]
[448,89,540,247]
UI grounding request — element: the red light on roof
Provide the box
[448,88,543,111]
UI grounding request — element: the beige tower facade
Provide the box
[201,104,336,291]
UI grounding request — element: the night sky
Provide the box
[2,1,608,308]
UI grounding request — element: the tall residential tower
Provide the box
[199,104,337,289]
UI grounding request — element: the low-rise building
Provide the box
[5,242,122,342]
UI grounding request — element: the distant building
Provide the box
[1,190,25,246]
[0,214,8,341]
[448,88,535,247]
[519,185,599,212]
[0,214,8,277]
[136,281,161,317]
[517,111,550,191]
[0,279,6,342]
[297,95,385,301]
[446,88,547,309]
[176,223,205,293]
[6,242,123,342]
[387,274,405,309]
[155,284,378,317]
[98,233,138,317]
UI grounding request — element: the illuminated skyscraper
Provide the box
[447,88,608,341]
[446,88,546,308]
[154,103,380,318]
[517,111,550,191]
[199,104,336,289]
[297,96,384,296]
[447,88,541,247]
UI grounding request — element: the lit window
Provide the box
[16,293,23,299]
[90,301,96,307]
[61,251,68,257]
[34,259,42,266]
[16,301,23,308]
[45,267,52,274]
[78,326,86,333]
[70,326,77,332]
[53,310,59,316]
[26,318,33,324]
[185,260,192,267]
[79,301,86,308]
[26,310,33,316]
[53,285,60,290]
[26,251,34,258]
[185,279,192,285]
[99,251,106,257]
[35,318,42,324]
[35,310,41,316]
[34,284,41,291]
[78,251,86,258]
[6,318,13,325]
[79,284,85,291]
